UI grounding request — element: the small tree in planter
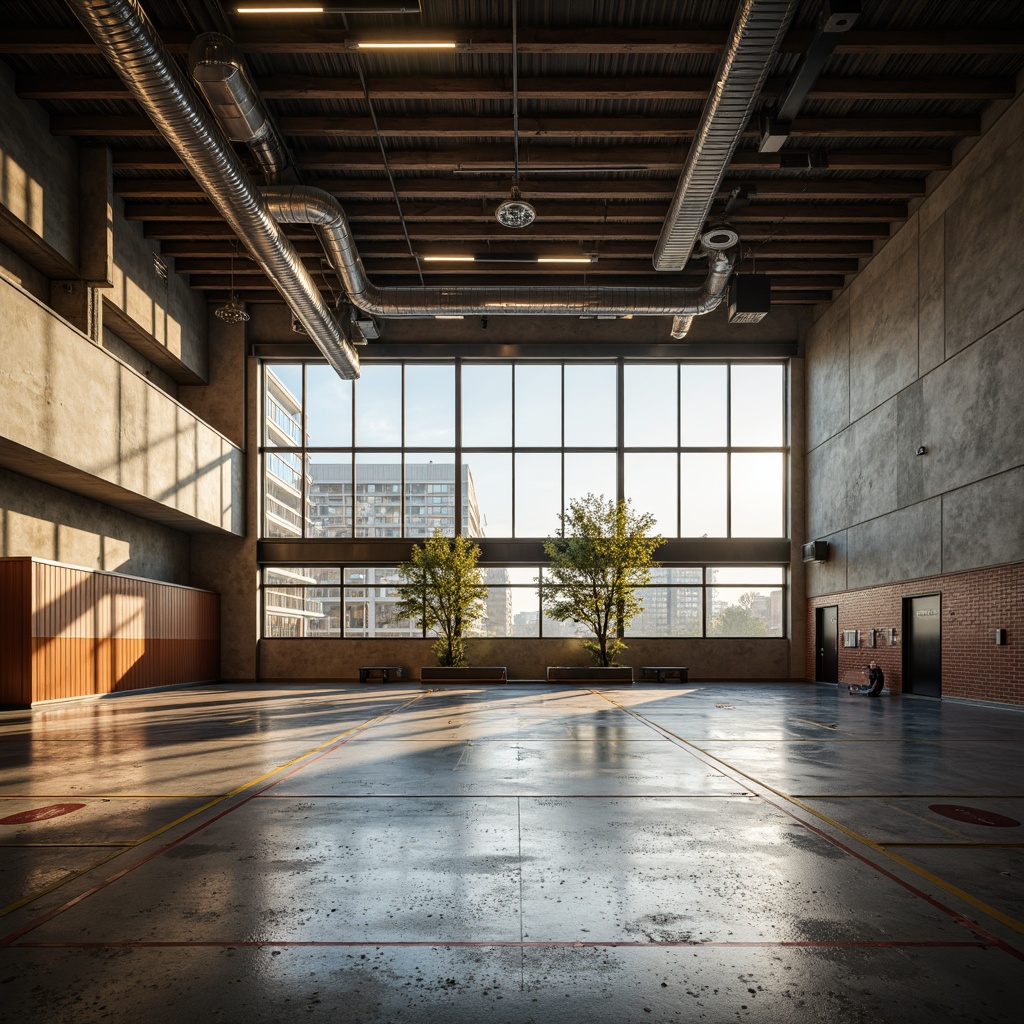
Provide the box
[395,531,488,667]
[542,494,662,666]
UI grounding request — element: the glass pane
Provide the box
[354,453,402,538]
[305,587,341,638]
[344,567,401,585]
[515,453,561,537]
[305,364,352,447]
[405,364,454,446]
[343,586,420,638]
[564,364,616,446]
[624,364,676,446]
[624,452,677,537]
[709,567,786,586]
[465,453,512,538]
[731,364,785,446]
[707,586,784,637]
[263,451,306,538]
[680,453,727,537]
[649,567,702,584]
[541,606,589,639]
[355,364,402,446]
[624,586,702,637]
[515,365,561,445]
[463,365,512,446]
[307,456,351,538]
[680,364,727,446]
[263,567,330,638]
[405,454,456,537]
[264,365,304,448]
[564,452,616,512]
[731,452,784,537]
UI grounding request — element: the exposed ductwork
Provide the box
[188,32,293,185]
[262,185,737,320]
[653,0,799,272]
[63,0,777,370]
[64,0,361,379]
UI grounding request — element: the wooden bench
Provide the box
[640,666,689,683]
[546,666,634,685]
[420,666,507,684]
[358,666,403,683]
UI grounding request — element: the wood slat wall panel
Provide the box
[0,559,33,705]
[18,559,219,704]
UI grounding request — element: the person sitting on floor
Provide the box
[849,661,885,697]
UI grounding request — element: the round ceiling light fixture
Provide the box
[495,186,536,229]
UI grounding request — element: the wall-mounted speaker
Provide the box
[802,540,828,563]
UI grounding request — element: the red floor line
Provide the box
[0,695,426,949]
[603,697,1024,964]
[10,939,991,950]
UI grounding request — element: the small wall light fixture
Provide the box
[915,445,927,456]
[995,628,1007,646]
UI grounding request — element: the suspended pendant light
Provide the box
[214,241,251,323]
[495,0,535,229]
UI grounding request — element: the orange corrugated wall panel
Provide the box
[0,559,33,705]
[15,559,219,705]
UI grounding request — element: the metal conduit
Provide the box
[653,0,799,272]
[64,0,360,379]
[263,186,737,320]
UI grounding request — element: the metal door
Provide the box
[815,605,839,683]
[904,594,942,698]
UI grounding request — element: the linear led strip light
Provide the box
[235,4,424,13]
[422,254,597,264]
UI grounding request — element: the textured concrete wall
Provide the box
[258,636,794,682]
[108,196,207,379]
[805,86,1024,597]
[0,276,243,535]
[0,465,191,583]
[0,63,78,266]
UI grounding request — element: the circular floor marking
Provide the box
[928,804,1021,828]
[0,803,87,825]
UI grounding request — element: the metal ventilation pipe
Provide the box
[653,0,798,272]
[669,228,740,339]
[263,186,738,320]
[64,0,360,380]
[189,32,292,184]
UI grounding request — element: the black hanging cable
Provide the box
[512,0,520,189]
[343,14,425,286]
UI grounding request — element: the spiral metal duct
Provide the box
[263,186,737,320]
[653,0,799,272]
[63,0,361,379]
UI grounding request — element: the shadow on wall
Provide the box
[0,466,190,582]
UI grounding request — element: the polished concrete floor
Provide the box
[1,682,1023,1022]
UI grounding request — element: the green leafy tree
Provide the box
[542,494,663,666]
[395,531,488,666]
[709,591,768,637]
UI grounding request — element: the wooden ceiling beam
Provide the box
[145,221,892,242]
[55,114,980,140]
[4,28,1023,56]
[19,73,1014,103]
[115,176,927,202]
[111,145,950,173]
[123,199,907,224]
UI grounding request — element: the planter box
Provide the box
[420,666,507,685]
[546,666,634,686]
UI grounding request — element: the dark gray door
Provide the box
[816,605,839,683]
[904,594,942,697]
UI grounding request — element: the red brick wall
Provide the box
[806,561,1023,706]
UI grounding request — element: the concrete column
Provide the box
[49,279,102,340]
[79,146,113,288]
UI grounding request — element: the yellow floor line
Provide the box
[597,691,1024,938]
[881,842,1024,849]
[0,843,134,849]
[0,691,428,920]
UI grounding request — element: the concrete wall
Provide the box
[0,277,243,535]
[258,636,793,683]
[805,85,1024,598]
[0,465,191,584]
